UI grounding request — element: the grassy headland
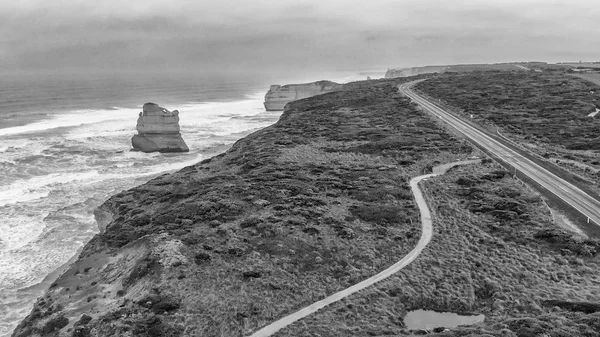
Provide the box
[12,74,600,337]
[12,77,474,337]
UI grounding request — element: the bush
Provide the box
[350,204,405,225]
[351,187,412,202]
[541,300,600,314]
[75,314,92,326]
[41,315,69,334]
[132,316,183,337]
[481,170,507,181]
[240,217,262,228]
[456,177,478,186]
[137,294,181,314]
[194,253,211,264]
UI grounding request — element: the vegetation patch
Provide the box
[416,71,600,194]
[9,77,503,337]
[275,161,600,336]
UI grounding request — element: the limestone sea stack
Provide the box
[131,103,189,153]
[263,80,341,111]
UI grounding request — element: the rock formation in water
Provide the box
[263,80,341,111]
[131,103,189,153]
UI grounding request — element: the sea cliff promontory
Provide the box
[385,66,449,78]
[263,80,341,110]
[13,76,600,337]
[384,62,555,78]
[131,103,189,153]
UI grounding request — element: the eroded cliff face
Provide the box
[263,80,341,111]
[92,204,114,234]
[131,103,189,153]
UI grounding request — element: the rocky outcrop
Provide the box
[131,103,189,153]
[263,80,341,111]
[93,204,114,234]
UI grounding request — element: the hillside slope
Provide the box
[12,77,600,337]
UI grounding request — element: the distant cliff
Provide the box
[13,76,600,337]
[385,66,448,78]
[385,63,539,78]
[263,80,341,110]
[131,103,189,153]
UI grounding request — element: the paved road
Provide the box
[399,81,600,227]
[513,64,531,71]
[247,160,478,337]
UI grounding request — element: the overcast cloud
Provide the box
[1,0,599,75]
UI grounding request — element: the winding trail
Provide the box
[247,160,479,337]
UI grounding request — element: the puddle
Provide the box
[404,309,485,330]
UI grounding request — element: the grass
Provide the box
[13,76,476,337]
[575,73,600,87]
[416,71,600,169]
[15,73,600,337]
[275,161,600,336]
[415,71,600,233]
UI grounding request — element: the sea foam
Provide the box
[0,108,138,137]
[0,171,100,207]
[0,84,285,337]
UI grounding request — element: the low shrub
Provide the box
[350,204,405,225]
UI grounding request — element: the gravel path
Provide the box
[247,160,479,337]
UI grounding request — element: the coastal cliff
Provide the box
[131,103,189,153]
[384,63,541,78]
[385,66,448,78]
[263,80,341,110]
[13,77,600,337]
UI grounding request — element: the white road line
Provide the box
[399,81,600,226]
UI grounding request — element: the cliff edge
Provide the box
[385,66,448,78]
[12,77,600,337]
[131,103,189,153]
[263,80,341,111]
[385,63,538,78]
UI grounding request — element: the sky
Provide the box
[1,0,599,76]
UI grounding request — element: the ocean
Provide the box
[0,69,377,336]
